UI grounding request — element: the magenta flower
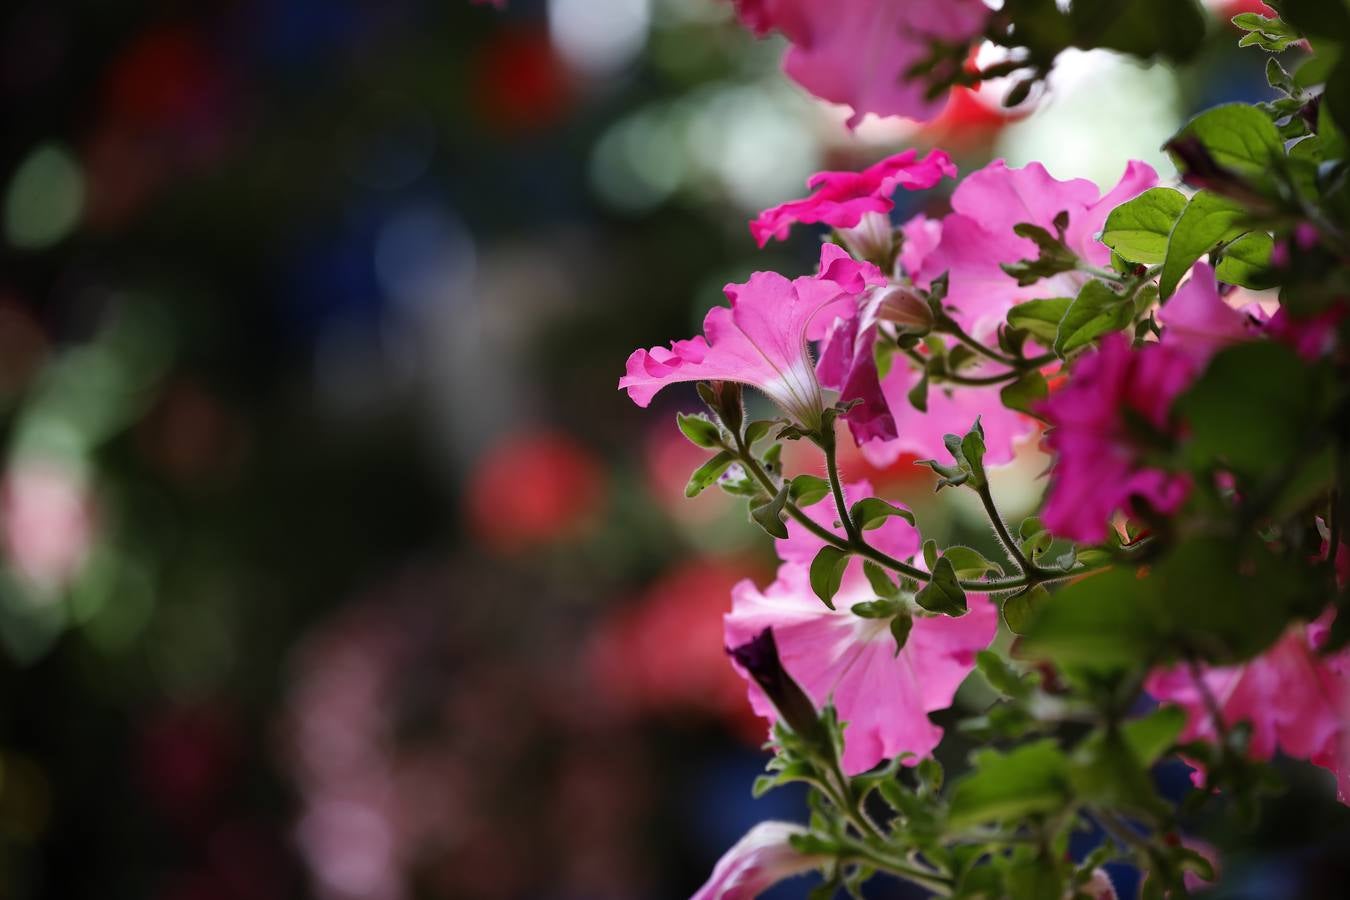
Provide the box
[691,821,825,900]
[918,160,1158,337]
[725,563,996,775]
[1146,614,1350,804]
[1037,334,1196,543]
[732,1,993,128]
[618,244,884,429]
[749,148,957,247]
[1158,263,1256,367]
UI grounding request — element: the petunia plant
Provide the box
[619,2,1350,898]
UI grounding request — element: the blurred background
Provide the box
[0,1,1346,898]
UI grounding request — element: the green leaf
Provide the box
[851,599,897,618]
[810,546,850,609]
[1000,370,1048,416]
[1123,705,1187,765]
[1216,231,1276,289]
[750,483,791,539]
[1021,567,1161,666]
[1069,0,1206,62]
[1233,12,1304,52]
[789,474,830,507]
[1003,584,1050,635]
[1069,728,1167,816]
[947,740,1073,829]
[1007,297,1071,343]
[1177,341,1331,478]
[976,650,1031,699]
[1159,191,1248,299]
[862,560,899,598]
[743,419,776,447]
[890,611,914,656]
[915,556,967,616]
[849,497,916,530]
[1171,103,1285,178]
[1055,280,1134,355]
[942,545,1003,580]
[907,370,929,413]
[922,539,938,571]
[676,412,723,449]
[1000,222,1078,286]
[685,450,735,498]
[1100,187,1188,264]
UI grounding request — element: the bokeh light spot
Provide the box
[4,142,84,250]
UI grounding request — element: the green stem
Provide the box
[975,482,1042,580]
[821,429,863,545]
[940,317,1019,366]
[842,845,953,896]
[732,428,1116,592]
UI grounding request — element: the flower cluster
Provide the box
[615,3,1350,897]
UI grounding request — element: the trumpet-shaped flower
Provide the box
[725,563,996,774]
[732,0,993,128]
[1146,614,1350,803]
[1037,334,1196,543]
[918,160,1158,338]
[691,821,825,900]
[749,148,956,247]
[619,245,884,429]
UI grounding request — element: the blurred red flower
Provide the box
[465,429,605,552]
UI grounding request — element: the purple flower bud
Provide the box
[726,628,824,744]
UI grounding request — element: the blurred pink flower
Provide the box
[1158,263,1256,366]
[748,148,956,246]
[620,244,884,428]
[1146,614,1350,804]
[731,1,993,128]
[692,821,824,900]
[725,563,996,774]
[918,160,1157,338]
[1265,303,1346,361]
[0,459,96,589]
[1037,335,1195,543]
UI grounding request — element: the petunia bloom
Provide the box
[619,244,884,430]
[725,562,997,774]
[1157,263,1256,367]
[1037,334,1196,543]
[815,213,1037,464]
[918,160,1158,338]
[749,148,956,247]
[1146,613,1350,804]
[731,0,994,128]
[691,821,825,900]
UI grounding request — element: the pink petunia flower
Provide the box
[1037,334,1196,543]
[619,245,884,430]
[1265,303,1346,361]
[749,148,957,247]
[1158,263,1257,367]
[815,212,1038,464]
[918,160,1158,338]
[691,821,825,900]
[1146,613,1350,804]
[731,0,993,128]
[725,562,997,774]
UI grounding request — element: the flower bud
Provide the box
[875,285,935,335]
[727,628,825,745]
